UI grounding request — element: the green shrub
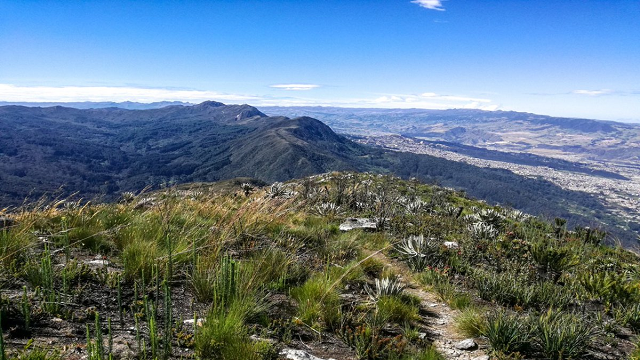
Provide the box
[484,310,530,356]
[189,254,219,303]
[67,226,113,254]
[531,309,596,360]
[0,227,33,266]
[195,301,261,360]
[615,303,640,333]
[338,324,407,360]
[290,273,341,331]
[376,296,419,324]
[244,247,302,291]
[455,307,487,338]
[579,270,639,307]
[122,240,159,281]
[12,347,61,360]
[530,239,577,282]
[319,231,361,263]
[473,271,534,308]
[360,257,385,277]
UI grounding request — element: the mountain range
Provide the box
[0,102,636,246]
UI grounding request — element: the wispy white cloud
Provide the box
[411,0,445,11]
[572,89,613,96]
[347,92,498,110]
[0,83,498,111]
[0,84,258,103]
[421,92,491,103]
[270,84,320,91]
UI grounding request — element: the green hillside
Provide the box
[1,103,635,246]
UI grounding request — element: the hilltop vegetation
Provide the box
[1,173,640,359]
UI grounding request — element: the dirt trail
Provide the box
[370,252,489,360]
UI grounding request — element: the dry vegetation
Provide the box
[1,172,640,359]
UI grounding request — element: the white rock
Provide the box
[443,241,459,249]
[339,218,377,231]
[280,349,335,360]
[183,318,205,326]
[454,338,477,350]
[249,334,276,344]
[86,259,109,266]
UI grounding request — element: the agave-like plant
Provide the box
[478,209,505,227]
[442,205,464,218]
[313,202,343,216]
[405,199,429,215]
[265,182,296,199]
[365,276,405,302]
[120,191,136,204]
[469,222,499,240]
[461,213,482,224]
[504,209,531,222]
[532,309,596,360]
[396,234,442,271]
[240,183,254,196]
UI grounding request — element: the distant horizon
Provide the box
[2,99,638,124]
[1,1,639,124]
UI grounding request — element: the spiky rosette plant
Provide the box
[365,277,405,302]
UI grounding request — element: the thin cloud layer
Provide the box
[270,84,320,91]
[0,84,258,103]
[573,89,612,96]
[411,0,445,11]
[0,83,498,111]
[365,92,497,110]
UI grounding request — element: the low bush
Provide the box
[483,310,530,356]
[455,307,487,338]
[195,301,263,360]
[408,346,445,360]
[290,273,341,331]
[122,240,160,281]
[531,309,596,360]
[376,296,419,324]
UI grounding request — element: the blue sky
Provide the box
[1,0,639,121]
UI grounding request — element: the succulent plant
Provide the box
[365,276,405,302]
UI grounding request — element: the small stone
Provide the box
[280,349,335,360]
[86,259,109,267]
[183,318,206,326]
[454,338,477,350]
[418,332,427,340]
[339,218,377,231]
[249,334,276,344]
[443,241,459,249]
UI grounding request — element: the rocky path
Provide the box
[370,252,489,360]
